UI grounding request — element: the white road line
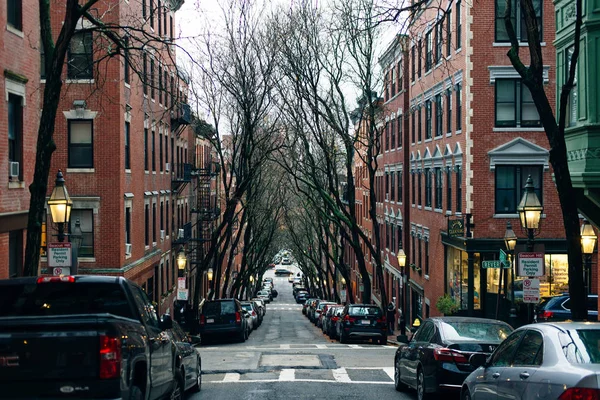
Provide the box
[315,344,327,349]
[332,368,352,383]
[348,344,363,349]
[383,367,395,381]
[223,373,240,382]
[279,369,295,381]
[209,379,393,385]
[280,344,290,349]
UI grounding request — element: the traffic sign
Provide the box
[53,267,71,276]
[47,242,72,267]
[482,260,502,269]
[177,289,189,301]
[178,277,186,289]
[499,249,507,265]
[518,252,545,277]
[523,278,540,303]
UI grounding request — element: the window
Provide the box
[411,46,416,82]
[150,0,155,29]
[70,209,94,257]
[124,37,130,84]
[513,330,544,366]
[456,83,462,131]
[8,93,22,179]
[411,111,416,144]
[143,53,148,95]
[163,8,168,36]
[417,40,422,78]
[495,79,540,127]
[456,166,462,213]
[158,65,163,104]
[7,0,22,30]
[418,237,423,272]
[390,171,396,202]
[495,165,543,213]
[158,0,162,36]
[397,115,402,148]
[435,167,442,209]
[418,171,422,206]
[397,170,402,202]
[446,89,452,133]
[425,100,432,140]
[151,129,156,171]
[68,32,93,79]
[446,9,452,56]
[391,67,396,97]
[397,225,402,251]
[386,223,390,249]
[144,128,149,171]
[150,59,155,99]
[385,172,389,199]
[412,172,416,205]
[435,94,443,137]
[411,235,416,271]
[446,166,452,211]
[566,46,577,127]
[425,240,429,275]
[143,0,147,19]
[125,206,131,245]
[125,122,130,170]
[390,119,396,149]
[495,0,543,42]
[152,202,157,244]
[425,31,432,71]
[68,120,93,168]
[160,201,164,231]
[166,200,169,234]
[145,204,149,246]
[456,0,462,49]
[159,132,163,172]
[425,168,432,207]
[490,331,524,367]
[418,107,422,142]
[170,16,173,40]
[435,23,442,64]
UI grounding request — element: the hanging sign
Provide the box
[523,278,540,303]
[47,243,72,267]
[448,218,464,237]
[518,252,545,277]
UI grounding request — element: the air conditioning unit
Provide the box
[9,161,19,178]
[160,230,165,240]
[125,243,132,255]
[165,162,170,172]
[178,228,184,239]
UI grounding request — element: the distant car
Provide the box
[324,306,344,339]
[394,317,513,399]
[275,268,292,276]
[337,304,387,344]
[288,275,295,283]
[257,290,271,303]
[251,298,266,316]
[295,291,310,304]
[282,258,291,265]
[241,301,261,328]
[462,322,600,400]
[199,299,249,342]
[535,294,598,322]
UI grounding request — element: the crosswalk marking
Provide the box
[279,369,295,381]
[201,344,396,351]
[332,368,351,383]
[223,373,240,382]
[383,367,395,381]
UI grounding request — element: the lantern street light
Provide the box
[48,170,73,242]
[504,221,518,324]
[177,248,187,271]
[517,175,543,251]
[341,276,346,285]
[70,218,84,274]
[581,219,597,294]
[397,249,407,269]
[207,267,214,281]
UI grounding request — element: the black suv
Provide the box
[199,299,249,342]
[338,304,387,344]
[535,294,598,322]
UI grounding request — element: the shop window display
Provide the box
[447,247,481,310]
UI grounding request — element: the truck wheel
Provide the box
[128,385,143,400]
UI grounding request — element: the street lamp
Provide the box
[504,221,518,323]
[207,267,214,281]
[517,175,543,251]
[48,170,73,242]
[177,248,187,271]
[397,249,407,269]
[341,276,346,285]
[581,219,597,294]
[249,275,254,283]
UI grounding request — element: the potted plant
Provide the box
[436,294,459,316]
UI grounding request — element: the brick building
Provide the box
[351,0,585,324]
[0,0,41,279]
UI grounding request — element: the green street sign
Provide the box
[482,260,502,269]
[499,249,507,265]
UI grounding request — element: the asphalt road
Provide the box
[186,265,418,400]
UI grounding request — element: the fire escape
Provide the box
[171,101,193,247]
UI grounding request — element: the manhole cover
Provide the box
[260,354,321,367]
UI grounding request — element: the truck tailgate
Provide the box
[0,316,105,381]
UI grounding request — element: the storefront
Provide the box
[442,232,569,324]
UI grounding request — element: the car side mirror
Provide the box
[396,334,409,344]
[188,335,202,345]
[469,353,488,368]
[160,314,173,330]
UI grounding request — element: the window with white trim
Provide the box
[495,165,543,214]
[495,79,541,127]
[68,120,93,168]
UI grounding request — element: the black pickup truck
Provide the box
[0,275,182,399]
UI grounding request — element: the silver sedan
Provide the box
[461,322,600,400]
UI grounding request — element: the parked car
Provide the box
[322,305,344,337]
[337,304,388,344]
[296,291,310,304]
[199,299,249,342]
[303,298,318,315]
[275,268,292,276]
[162,317,202,393]
[394,317,513,400]
[314,301,337,327]
[0,275,180,399]
[241,301,261,328]
[288,275,295,283]
[462,322,600,400]
[319,304,340,330]
[251,298,267,316]
[256,291,271,304]
[257,289,273,302]
[282,257,291,265]
[535,294,598,322]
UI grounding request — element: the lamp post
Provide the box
[48,170,73,243]
[581,219,597,294]
[517,175,543,252]
[177,248,187,274]
[504,221,518,325]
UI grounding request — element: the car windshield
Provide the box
[258,291,269,296]
[241,304,253,312]
[439,320,512,342]
[203,301,236,316]
[348,306,382,316]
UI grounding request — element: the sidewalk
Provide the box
[386,328,408,346]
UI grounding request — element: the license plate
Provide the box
[361,320,370,325]
[207,318,214,323]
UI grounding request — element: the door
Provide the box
[402,321,435,388]
[472,330,525,400]
[497,330,542,400]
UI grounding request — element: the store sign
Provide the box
[448,218,464,237]
[518,252,545,277]
[523,278,540,303]
[47,243,72,267]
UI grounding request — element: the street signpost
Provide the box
[523,278,540,303]
[47,243,72,269]
[482,260,502,269]
[518,252,545,277]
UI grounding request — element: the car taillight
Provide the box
[332,316,339,322]
[235,311,242,323]
[252,311,256,316]
[376,316,387,323]
[433,348,469,364]
[200,315,206,325]
[99,335,121,379]
[37,276,75,283]
[558,388,600,400]
[541,310,554,320]
[344,315,356,323]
